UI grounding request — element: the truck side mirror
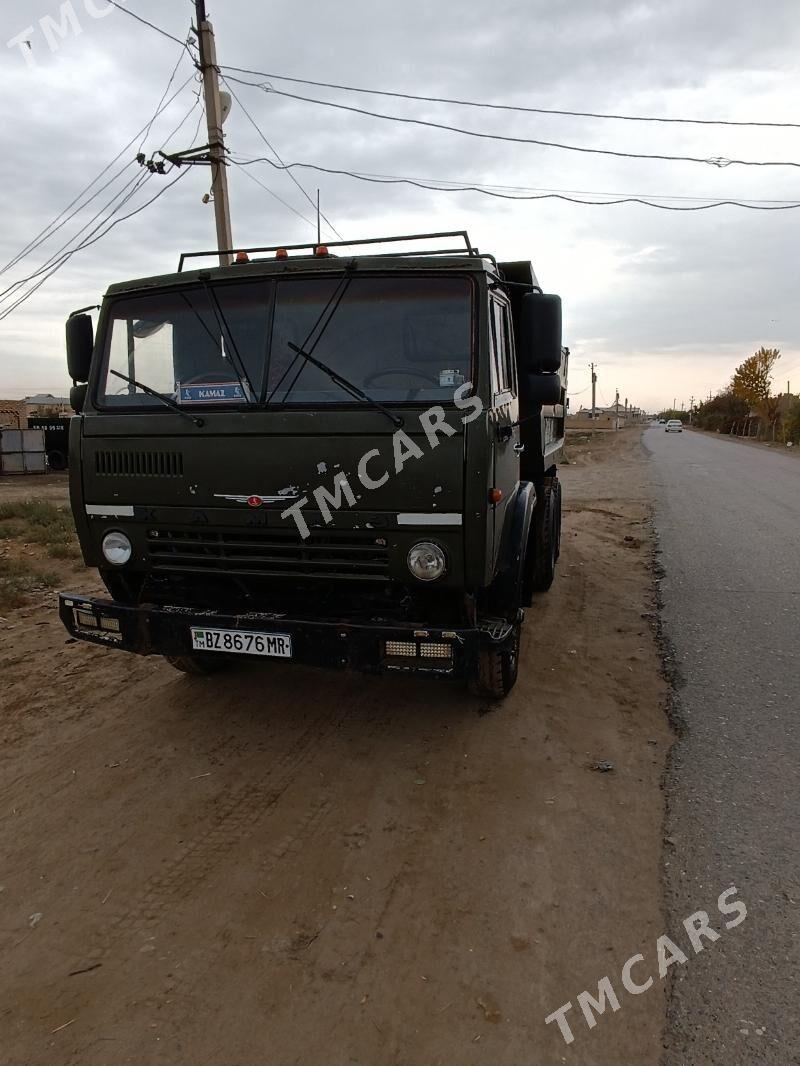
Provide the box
[519,293,562,373]
[70,384,88,413]
[66,313,94,382]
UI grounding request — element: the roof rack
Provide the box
[178,230,481,271]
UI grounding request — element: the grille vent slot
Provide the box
[95,450,184,477]
[147,528,389,580]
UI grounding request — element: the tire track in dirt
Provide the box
[80,707,344,967]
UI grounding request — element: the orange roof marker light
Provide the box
[235,251,250,264]
[314,245,329,257]
[275,248,289,260]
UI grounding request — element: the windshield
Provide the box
[99,275,473,408]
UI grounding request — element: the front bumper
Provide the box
[58,592,487,680]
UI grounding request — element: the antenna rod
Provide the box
[317,189,321,246]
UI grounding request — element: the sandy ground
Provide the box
[0,430,671,1065]
[0,473,75,504]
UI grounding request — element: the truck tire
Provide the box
[474,622,520,700]
[165,654,229,676]
[529,485,558,592]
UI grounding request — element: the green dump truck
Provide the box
[59,231,567,698]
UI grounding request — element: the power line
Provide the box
[220,65,800,130]
[106,0,195,55]
[0,170,150,307]
[230,79,800,170]
[230,160,318,231]
[0,171,152,311]
[2,79,203,314]
[0,170,189,323]
[235,157,800,211]
[220,76,343,240]
[138,46,189,154]
[0,72,195,278]
[253,160,800,205]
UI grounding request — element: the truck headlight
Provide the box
[407,541,446,582]
[102,530,132,566]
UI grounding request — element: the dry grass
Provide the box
[0,501,80,559]
[0,501,79,610]
[0,557,59,612]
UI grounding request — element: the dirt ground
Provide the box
[0,430,671,1065]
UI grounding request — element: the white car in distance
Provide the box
[665,419,684,433]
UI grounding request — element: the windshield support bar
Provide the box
[199,278,257,401]
[266,266,356,405]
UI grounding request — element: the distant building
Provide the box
[0,394,73,429]
[25,393,73,415]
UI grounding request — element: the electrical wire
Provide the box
[220,66,800,130]
[30,86,204,293]
[309,169,800,205]
[229,160,318,231]
[0,170,151,306]
[2,80,203,314]
[157,79,204,149]
[138,47,188,153]
[0,170,189,323]
[220,76,343,240]
[84,2,800,131]
[108,7,347,238]
[235,157,800,211]
[106,0,195,55]
[0,72,195,277]
[234,80,800,171]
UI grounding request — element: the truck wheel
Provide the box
[474,622,520,700]
[530,486,557,592]
[165,654,229,676]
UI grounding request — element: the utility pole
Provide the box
[196,0,233,266]
[615,389,620,431]
[689,395,695,424]
[590,362,597,420]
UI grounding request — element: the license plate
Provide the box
[190,627,292,658]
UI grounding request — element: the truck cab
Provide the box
[59,231,567,699]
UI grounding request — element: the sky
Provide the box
[1,0,799,411]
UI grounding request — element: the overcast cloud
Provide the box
[1,0,798,409]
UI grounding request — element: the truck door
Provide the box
[489,297,520,569]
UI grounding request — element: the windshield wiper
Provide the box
[285,342,403,428]
[109,369,205,427]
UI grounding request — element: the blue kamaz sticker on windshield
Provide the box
[178,382,246,404]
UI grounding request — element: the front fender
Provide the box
[490,480,536,615]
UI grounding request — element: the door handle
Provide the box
[513,443,525,453]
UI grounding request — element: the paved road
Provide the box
[646,427,800,1064]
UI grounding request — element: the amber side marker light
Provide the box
[235,251,250,263]
[489,488,503,504]
[275,248,289,260]
[314,245,329,257]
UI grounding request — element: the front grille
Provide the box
[95,450,184,477]
[146,528,390,580]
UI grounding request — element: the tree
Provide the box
[731,347,781,439]
[785,400,800,445]
[731,347,780,408]
[695,389,748,434]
